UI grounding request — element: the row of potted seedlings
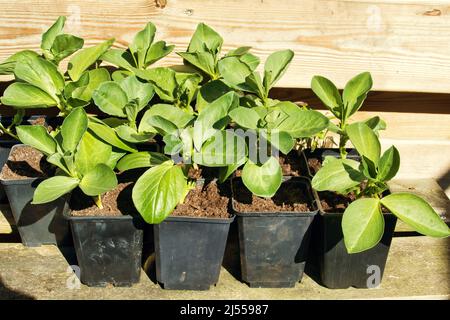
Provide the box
[0,17,449,290]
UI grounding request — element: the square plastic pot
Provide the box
[231,176,318,288]
[0,139,18,203]
[0,145,71,247]
[309,201,397,289]
[65,211,144,287]
[154,215,234,290]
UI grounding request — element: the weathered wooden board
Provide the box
[2,0,450,93]
[0,237,448,299]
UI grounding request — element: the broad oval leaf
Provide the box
[129,22,156,69]
[68,39,114,81]
[132,162,187,224]
[145,40,175,66]
[50,34,84,63]
[16,125,56,155]
[14,56,64,100]
[187,23,223,53]
[75,131,112,176]
[0,83,57,108]
[380,193,450,237]
[32,176,79,204]
[136,67,177,102]
[229,107,260,130]
[311,157,364,194]
[100,48,136,71]
[41,16,65,51]
[139,104,194,133]
[264,49,294,89]
[343,72,372,118]
[178,52,216,78]
[61,107,88,152]
[346,122,380,167]
[241,156,282,198]
[88,119,137,153]
[273,102,329,138]
[70,68,111,102]
[262,130,295,155]
[196,80,232,112]
[218,56,252,87]
[377,146,400,182]
[311,75,343,117]
[342,198,384,254]
[115,125,154,143]
[116,151,169,171]
[79,164,118,196]
[92,81,128,117]
[119,76,154,110]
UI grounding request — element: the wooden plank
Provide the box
[0,237,448,299]
[2,0,450,93]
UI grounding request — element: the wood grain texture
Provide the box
[1,0,450,93]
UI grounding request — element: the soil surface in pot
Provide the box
[233,179,312,213]
[0,145,54,180]
[307,157,322,175]
[318,191,356,213]
[279,153,305,176]
[70,182,135,217]
[171,180,231,218]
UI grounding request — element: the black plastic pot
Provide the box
[309,202,397,289]
[65,210,144,287]
[231,177,318,288]
[0,139,18,202]
[301,148,360,178]
[0,145,71,247]
[155,214,234,290]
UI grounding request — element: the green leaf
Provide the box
[92,81,128,117]
[100,49,136,71]
[187,23,223,53]
[16,125,56,155]
[240,53,260,71]
[343,72,372,118]
[272,102,329,138]
[46,153,71,175]
[68,38,114,81]
[115,125,154,143]
[32,176,79,204]
[364,116,386,134]
[14,56,64,100]
[139,104,194,133]
[342,198,384,254]
[41,16,66,51]
[0,83,57,108]
[263,130,295,155]
[347,122,380,167]
[193,130,247,167]
[79,164,118,196]
[146,116,178,135]
[175,72,202,107]
[50,34,84,63]
[136,67,177,102]
[263,49,294,89]
[218,56,252,87]
[218,157,247,183]
[70,68,111,102]
[61,107,88,152]
[377,146,400,182]
[119,75,154,110]
[116,151,169,171]
[193,91,237,150]
[311,157,364,194]
[380,193,450,237]
[145,41,175,66]
[132,161,187,223]
[241,156,282,198]
[196,80,231,112]
[0,50,39,75]
[311,75,343,117]
[75,131,112,176]
[229,107,260,129]
[178,52,216,78]
[129,22,156,69]
[88,119,137,153]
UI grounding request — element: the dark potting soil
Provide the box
[318,191,356,213]
[171,180,231,218]
[0,145,54,180]
[187,166,220,180]
[279,153,304,176]
[307,157,322,175]
[70,182,135,217]
[233,179,312,213]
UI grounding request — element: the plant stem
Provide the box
[94,195,103,209]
